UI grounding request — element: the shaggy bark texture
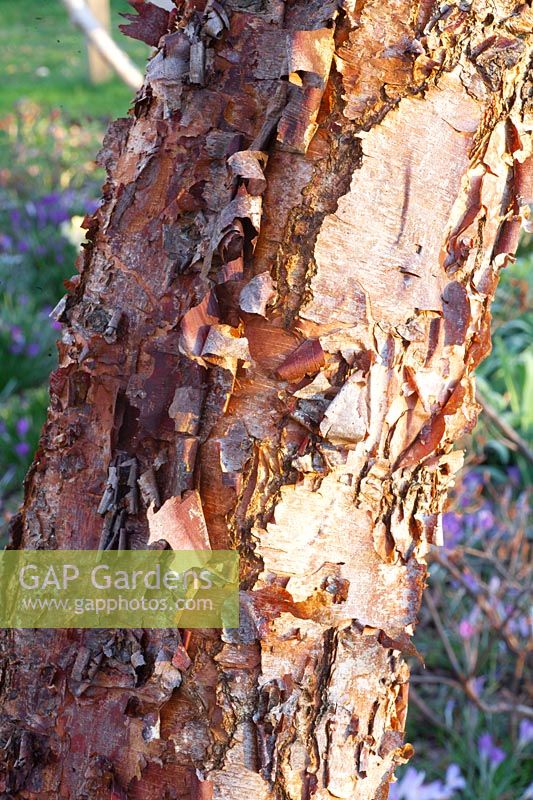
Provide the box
[1,1,531,798]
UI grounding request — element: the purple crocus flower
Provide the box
[476,507,495,532]
[507,466,521,484]
[510,615,531,639]
[14,442,31,457]
[9,208,22,226]
[35,194,71,226]
[26,342,40,357]
[519,720,533,747]
[443,512,462,548]
[462,571,478,592]
[53,209,71,226]
[10,325,24,343]
[41,192,61,206]
[444,764,466,794]
[458,618,475,639]
[463,471,483,492]
[16,418,30,437]
[388,764,465,799]
[478,733,505,767]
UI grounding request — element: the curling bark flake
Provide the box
[1,0,532,798]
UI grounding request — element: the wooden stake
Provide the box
[86,0,112,84]
[60,0,143,90]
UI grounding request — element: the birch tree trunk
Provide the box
[1,1,532,798]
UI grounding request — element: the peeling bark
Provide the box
[1,1,531,798]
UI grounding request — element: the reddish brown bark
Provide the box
[1,1,532,798]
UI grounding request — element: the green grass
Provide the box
[0,0,148,119]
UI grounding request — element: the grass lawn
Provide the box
[0,0,149,119]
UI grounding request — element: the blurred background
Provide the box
[0,2,531,797]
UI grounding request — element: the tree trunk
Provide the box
[1,1,531,798]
